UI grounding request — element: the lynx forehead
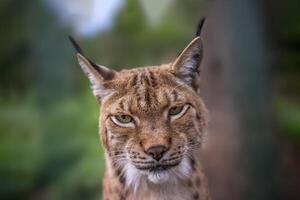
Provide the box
[70,18,211,200]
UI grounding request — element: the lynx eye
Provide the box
[168,104,189,120]
[111,114,134,127]
[169,106,184,116]
[115,115,133,123]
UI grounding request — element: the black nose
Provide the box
[145,145,167,161]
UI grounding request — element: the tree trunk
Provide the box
[200,0,280,199]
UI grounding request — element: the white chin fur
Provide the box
[148,171,170,184]
[124,156,192,192]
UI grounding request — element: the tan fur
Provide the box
[76,37,211,200]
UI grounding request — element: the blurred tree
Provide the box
[200,0,283,199]
[0,0,33,95]
[224,0,279,199]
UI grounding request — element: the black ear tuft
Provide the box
[68,35,84,55]
[68,35,101,71]
[195,18,206,37]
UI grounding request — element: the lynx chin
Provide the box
[70,18,211,200]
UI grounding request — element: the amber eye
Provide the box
[168,106,184,116]
[114,115,133,124]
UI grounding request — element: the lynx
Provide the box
[70,19,210,200]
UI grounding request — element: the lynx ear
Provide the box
[172,37,203,92]
[69,36,115,101]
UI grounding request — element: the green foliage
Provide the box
[0,97,41,198]
[276,0,300,97]
[0,93,104,199]
[276,98,300,142]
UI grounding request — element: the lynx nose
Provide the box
[145,145,167,161]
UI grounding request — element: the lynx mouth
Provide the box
[149,163,180,172]
[136,162,180,172]
[124,157,192,185]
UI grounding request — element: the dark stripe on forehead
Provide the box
[149,70,157,87]
[144,88,151,106]
[134,85,141,99]
[137,74,150,106]
[130,74,138,87]
[138,72,148,87]
[139,73,144,85]
[131,74,140,97]
[144,74,151,87]
[150,87,158,105]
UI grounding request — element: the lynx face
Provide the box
[75,37,207,189]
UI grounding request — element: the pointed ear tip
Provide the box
[191,36,203,46]
[76,53,84,59]
[76,53,89,64]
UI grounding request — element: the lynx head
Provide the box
[70,19,208,190]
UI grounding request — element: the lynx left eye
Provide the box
[168,106,184,116]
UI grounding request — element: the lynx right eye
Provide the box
[115,115,133,123]
[111,115,134,127]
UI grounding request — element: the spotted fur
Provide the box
[74,36,211,200]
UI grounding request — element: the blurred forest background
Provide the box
[0,0,299,200]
